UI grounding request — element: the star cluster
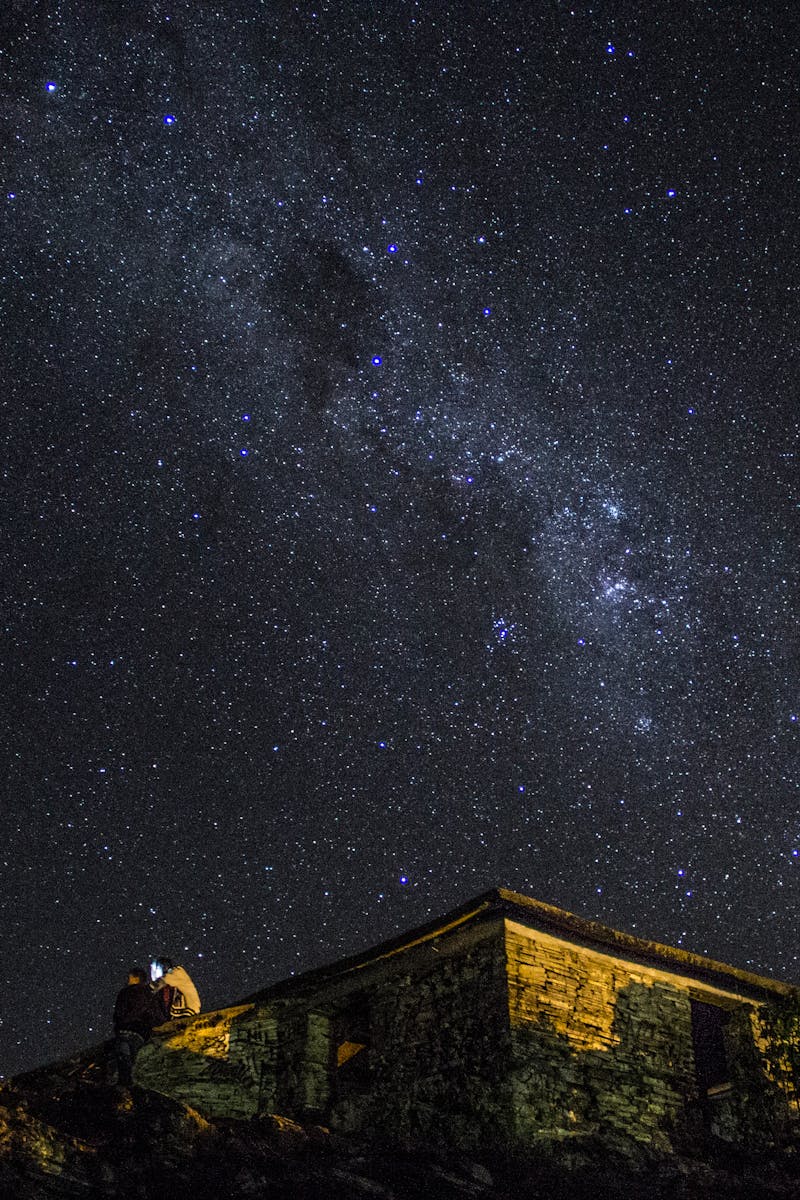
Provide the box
[1,1,798,1077]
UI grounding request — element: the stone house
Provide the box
[134,888,800,1153]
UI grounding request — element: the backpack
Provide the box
[158,984,176,1020]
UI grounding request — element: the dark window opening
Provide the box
[333,998,371,1097]
[691,999,731,1094]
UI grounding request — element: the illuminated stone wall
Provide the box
[504,919,787,1150]
[135,1004,276,1118]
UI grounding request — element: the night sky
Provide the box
[2,0,798,1079]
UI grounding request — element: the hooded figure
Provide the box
[149,957,201,1018]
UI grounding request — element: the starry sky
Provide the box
[2,0,798,1078]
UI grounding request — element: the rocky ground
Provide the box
[1,1073,800,1200]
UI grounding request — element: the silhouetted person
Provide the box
[113,966,167,1086]
[149,957,201,1018]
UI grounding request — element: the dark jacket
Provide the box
[113,982,166,1038]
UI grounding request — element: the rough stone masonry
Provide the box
[133,889,800,1156]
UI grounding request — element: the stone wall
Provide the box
[268,1008,332,1118]
[134,1004,277,1118]
[739,1001,800,1146]
[504,918,790,1151]
[335,917,511,1146]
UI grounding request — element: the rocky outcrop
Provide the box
[1,1075,800,1200]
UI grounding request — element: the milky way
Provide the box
[2,1,798,1077]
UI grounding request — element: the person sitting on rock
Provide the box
[113,966,168,1086]
[149,957,201,1019]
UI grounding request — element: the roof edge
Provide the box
[492,888,796,1000]
[244,891,501,1003]
[242,888,796,1006]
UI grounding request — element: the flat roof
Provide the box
[245,887,797,1006]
